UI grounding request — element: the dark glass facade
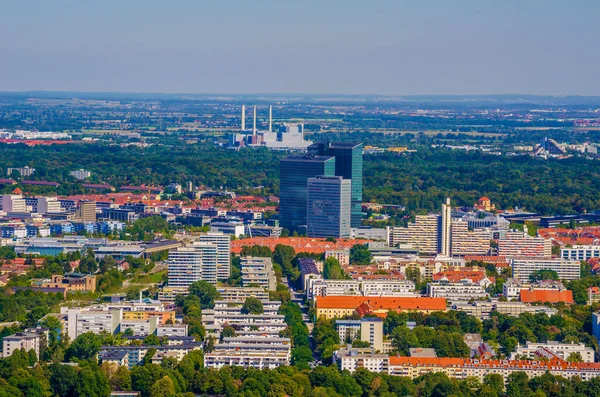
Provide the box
[308,141,363,228]
[279,155,336,232]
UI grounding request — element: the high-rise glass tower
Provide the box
[306,176,351,238]
[308,141,363,228]
[279,155,336,232]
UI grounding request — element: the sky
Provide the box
[1,0,599,95]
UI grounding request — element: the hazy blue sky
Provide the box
[1,0,599,95]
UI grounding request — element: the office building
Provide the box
[440,198,452,256]
[199,232,231,279]
[309,141,364,228]
[37,197,62,214]
[561,245,600,261]
[279,154,336,232]
[75,201,96,222]
[240,256,277,291]
[167,242,218,287]
[1,194,27,213]
[306,176,351,238]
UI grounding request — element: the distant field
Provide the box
[81,128,134,135]
[328,128,506,137]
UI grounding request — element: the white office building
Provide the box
[1,195,27,213]
[427,282,488,301]
[561,245,600,261]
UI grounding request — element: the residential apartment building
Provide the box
[335,347,390,373]
[325,249,350,266]
[37,197,62,214]
[199,232,231,279]
[99,343,202,369]
[511,258,580,282]
[450,219,491,256]
[216,287,270,302]
[306,176,352,238]
[427,281,488,301]
[204,336,291,370]
[167,242,218,287]
[498,231,552,258]
[7,166,35,177]
[388,215,439,254]
[510,341,594,363]
[388,356,600,381]
[240,256,277,291]
[1,329,47,358]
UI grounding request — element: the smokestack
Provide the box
[139,290,142,303]
[253,105,257,136]
[241,105,246,131]
[269,105,273,133]
[301,124,304,134]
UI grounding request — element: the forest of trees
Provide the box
[3,142,600,215]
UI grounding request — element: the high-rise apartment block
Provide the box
[199,232,231,279]
[240,256,277,291]
[388,215,440,254]
[306,176,351,238]
[168,242,219,287]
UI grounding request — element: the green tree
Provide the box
[150,376,176,397]
[241,296,264,314]
[188,281,221,309]
[350,244,372,265]
[323,257,344,280]
[66,332,103,362]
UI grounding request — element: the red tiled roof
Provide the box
[520,289,574,304]
[315,296,447,312]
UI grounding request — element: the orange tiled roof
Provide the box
[433,268,491,284]
[231,237,372,254]
[388,356,600,370]
[520,289,574,304]
[315,296,447,311]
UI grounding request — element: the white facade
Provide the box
[510,341,594,363]
[427,282,488,301]
[37,197,62,214]
[388,215,440,254]
[69,169,91,180]
[325,249,350,266]
[1,195,27,213]
[335,347,390,373]
[440,198,452,256]
[561,245,600,261]
[498,232,552,258]
[199,232,231,279]
[167,242,218,287]
[511,258,580,282]
[2,330,47,358]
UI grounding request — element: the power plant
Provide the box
[229,105,312,150]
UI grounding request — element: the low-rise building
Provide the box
[510,341,594,363]
[335,347,390,373]
[325,249,351,266]
[427,281,488,301]
[40,272,96,293]
[315,296,446,319]
[99,343,202,369]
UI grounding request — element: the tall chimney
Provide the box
[269,105,273,133]
[253,105,257,136]
[241,105,246,131]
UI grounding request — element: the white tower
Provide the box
[440,197,452,257]
[241,105,246,131]
[269,105,273,133]
[253,105,257,136]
